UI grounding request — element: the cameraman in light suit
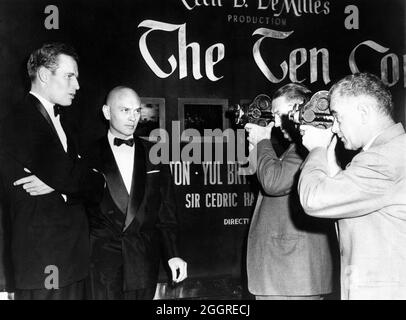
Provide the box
[245,83,337,300]
[299,72,406,299]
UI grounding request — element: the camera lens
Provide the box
[256,94,272,110]
[317,98,329,111]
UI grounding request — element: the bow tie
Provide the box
[53,105,63,117]
[114,137,134,147]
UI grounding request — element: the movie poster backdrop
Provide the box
[0,0,404,298]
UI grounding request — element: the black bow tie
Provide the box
[114,137,134,147]
[53,105,63,117]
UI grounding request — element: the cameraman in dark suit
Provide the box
[84,86,187,299]
[245,83,337,299]
[0,43,104,299]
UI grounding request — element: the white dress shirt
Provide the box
[29,91,68,152]
[107,130,135,194]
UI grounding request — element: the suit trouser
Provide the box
[14,279,86,300]
[86,265,156,300]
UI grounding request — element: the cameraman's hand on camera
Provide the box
[300,125,334,151]
[245,122,274,151]
[327,135,341,177]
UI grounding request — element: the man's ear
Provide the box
[357,103,371,125]
[102,105,111,121]
[37,66,50,84]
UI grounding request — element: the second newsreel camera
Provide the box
[227,94,274,127]
[287,90,335,129]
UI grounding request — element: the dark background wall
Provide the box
[0,0,405,298]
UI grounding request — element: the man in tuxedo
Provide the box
[299,72,406,299]
[0,43,104,299]
[244,84,337,300]
[84,86,187,300]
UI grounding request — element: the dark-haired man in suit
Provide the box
[84,86,187,300]
[0,43,104,299]
[245,83,336,300]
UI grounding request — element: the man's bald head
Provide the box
[102,86,142,139]
[106,86,140,107]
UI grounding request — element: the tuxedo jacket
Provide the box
[299,123,406,299]
[0,95,104,290]
[84,135,179,291]
[247,139,336,296]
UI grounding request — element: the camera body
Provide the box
[287,90,334,128]
[227,94,274,127]
[227,90,334,128]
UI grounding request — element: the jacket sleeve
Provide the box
[1,116,105,200]
[29,144,105,199]
[255,139,303,196]
[156,163,180,260]
[298,147,395,219]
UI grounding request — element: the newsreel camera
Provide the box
[287,90,335,129]
[227,90,335,129]
[227,94,274,127]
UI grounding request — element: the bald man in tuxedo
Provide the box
[84,86,187,300]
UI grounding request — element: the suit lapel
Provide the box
[101,137,129,215]
[124,136,146,231]
[281,143,296,160]
[30,95,60,140]
[29,95,68,154]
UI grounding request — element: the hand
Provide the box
[168,257,187,283]
[327,135,341,177]
[0,292,13,300]
[244,122,274,148]
[300,125,334,151]
[248,142,255,153]
[13,168,55,196]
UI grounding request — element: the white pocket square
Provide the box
[147,170,160,174]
